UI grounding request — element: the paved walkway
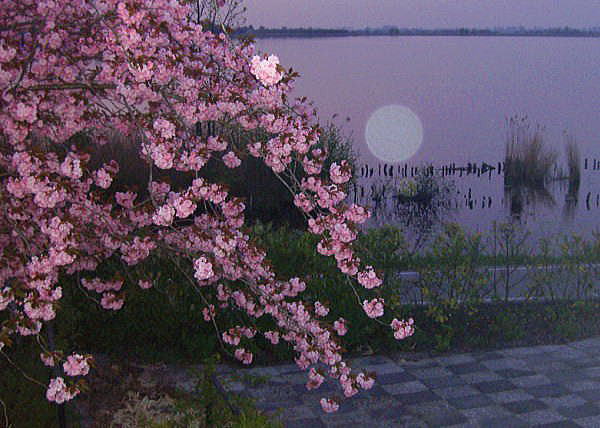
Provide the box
[215,337,600,427]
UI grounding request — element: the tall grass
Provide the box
[504,115,558,188]
[563,133,581,219]
[564,133,581,186]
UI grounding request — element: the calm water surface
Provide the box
[258,36,600,241]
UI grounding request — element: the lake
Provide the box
[257,36,600,243]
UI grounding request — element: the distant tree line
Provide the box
[235,25,600,39]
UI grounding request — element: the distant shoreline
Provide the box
[235,27,600,39]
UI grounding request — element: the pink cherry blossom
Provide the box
[234,348,253,365]
[202,305,216,321]
[314,301,329,317]
[250,55,282,86]
[0,0,413,413]
[138,280,153,289]
[46,377,78,404]
[222,151,241,168]
[357,266,383,289]
[320,398,339,413]
[329,161,352,184]
[362,298,385,318]
[264,331,279,345]
[153,118,176,139]
[152,205,175,226]
[193,257,214,281]
[307,367,325,390]
[94,169,112,189]
[40,352,55,367]
[63,354,90,377]
[356,372,375,390]
[100,293,124,310]
[391,318,415,340]
[333,318,347,336]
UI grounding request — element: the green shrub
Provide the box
[416,223,490,351]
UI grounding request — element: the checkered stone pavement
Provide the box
[215,337,600,427]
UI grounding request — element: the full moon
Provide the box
[365,105,424,163]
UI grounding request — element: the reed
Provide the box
[504,115,558,189]
[564,133,581,187]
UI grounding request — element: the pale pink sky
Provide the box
[244,0,600,29]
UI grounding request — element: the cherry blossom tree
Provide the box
[0,0,413,412]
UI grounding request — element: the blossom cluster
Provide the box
[0,0,414,412]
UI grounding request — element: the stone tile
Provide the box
[433,385,479,399]
[570,358,600,369]
[285,418,326,428]
[362,385,391,399]
[247,365,285,377]
[472,351,505,361]
[502,399,548,414]
[407,401,468,427]
[518,409,567,425]
[534,345,571,354]
[275,405,317,420]
[447,394,495,410]
[409,366,454,379]
[434,354,477,366]
[462,405,512,422]
[522,352,563,365]
[550,347,590,361]
[482,358,529,371]
[526,383,571,398]
[501,346,549,357]
[319,409,372,426]
[350,355,394,366]
[255,385,310,402]
[473,379,516,393]
[570,339,600,354]
[531,361,573,374]
[459,371,502,384]
[422,376,466,389]
[276,364,304,374]
[447,362,488,375]
[368,405,407,420]
[378,371,417,385]
[257,400,299,413]
[301,381,336,396]
[381,380,427,395]
[565,380,600,392]
[540,394,588,409]
[332,394,397,414]
[546,369,589,383]
[359,363,407,376]
[210,338,600,428]
[575,388,600,403]
[220,380,246,393]
[380,416,429,427]
[487,390,536,404]
[477,416,528,427]
[401,359,440,369]
[276,372,309,385]
[494,368,536,379]
[582,367,600,378]
[556,403,600,419]
[539,421,583,428]
[575,415,600,428]
[396,390,442,405]
[510,374,552,388]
